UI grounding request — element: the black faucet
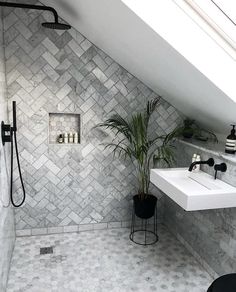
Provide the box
[214,163,227,179]
[188,158,214,172]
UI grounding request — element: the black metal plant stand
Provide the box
[129,204,158,246]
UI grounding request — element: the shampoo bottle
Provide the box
[73,132,79,144]
[225,125,236,154]
[195,155,201,172]
[191,154,197,171]
[64,133,68,144]
[58,134,63,143]
[69,132,73,143]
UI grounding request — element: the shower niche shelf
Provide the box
[49,113,81,145]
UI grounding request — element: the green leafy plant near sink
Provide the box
[95,97,178,219]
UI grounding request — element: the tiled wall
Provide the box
[165,141,236,276]
[0,9,15,292]
[3,1,182,232]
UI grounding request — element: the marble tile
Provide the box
[164,140,236,275]
[0,9,15,292]
[79,223,94,232]
[3,3,182,231]
[16,221,127,237]
[63,225,78,233]
[93,223,108,230]
[108,221,122,228]
[47,226,64,234]
[31,228,47,236]
[7,226,213,292]
[15,229,31,237]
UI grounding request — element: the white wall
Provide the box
[41,0,236,136]
[123,0,236,102]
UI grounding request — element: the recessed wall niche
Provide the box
[49,113,81,145]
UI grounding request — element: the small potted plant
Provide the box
[179,118,218,142]
[182,119,195,138]
[95,97,178,220]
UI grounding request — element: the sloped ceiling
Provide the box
[42,0,236,137]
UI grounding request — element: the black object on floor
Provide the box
[130,202,158,246]
[207,274,236,292]
[40,247,53,255]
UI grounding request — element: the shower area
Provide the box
[0,3,71,289]
[0,8,15,291]
[0,1,215,291]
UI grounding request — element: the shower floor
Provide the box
[7,225,212,292]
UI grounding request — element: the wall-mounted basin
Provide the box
[150,168,236,211]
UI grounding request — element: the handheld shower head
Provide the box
[12,101,17,132]
[42,22,71,30]
[1,101,26,207]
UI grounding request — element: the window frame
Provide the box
[174,0,236,60]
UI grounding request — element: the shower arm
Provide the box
[0,2,59,23]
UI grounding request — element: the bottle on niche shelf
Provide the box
[225,125,236,155]
[74,132,79,143]
[69,132,73,143]
[58,134,63,143]
[64,133,68,144]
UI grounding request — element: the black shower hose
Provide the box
[10,129,26,207]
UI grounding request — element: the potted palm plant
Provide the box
[96,97,178,219]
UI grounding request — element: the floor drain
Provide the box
[40,246,53,255]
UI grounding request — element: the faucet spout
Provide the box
[188,161,198,172]
[188,158,214,172]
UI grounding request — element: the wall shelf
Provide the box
[178,139,236,165]
[49,113,81,145]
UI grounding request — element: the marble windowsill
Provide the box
[178,139,236,165]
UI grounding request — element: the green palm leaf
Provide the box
[96,114,133,142]
[95,97,180,199]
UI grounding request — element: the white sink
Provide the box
[150,168,236,211]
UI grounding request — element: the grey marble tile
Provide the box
[0,10,15,292]
[7,226,213,292]
[164,140,236,276]
[3,2,183,232]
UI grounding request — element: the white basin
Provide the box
[150,168,236,211]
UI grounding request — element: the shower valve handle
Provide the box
[1,121,12,145]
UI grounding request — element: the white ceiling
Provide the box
[42,0,236,137]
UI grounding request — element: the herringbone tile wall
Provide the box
[3,1,182,230]
[0,8,15,291]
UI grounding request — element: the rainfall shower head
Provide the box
[0,2,71,31]
[42,22,71,30]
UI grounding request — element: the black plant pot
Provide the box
[182,127,194,138]
[133,194,157,219]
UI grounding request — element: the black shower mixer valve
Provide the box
[214,163,227,180]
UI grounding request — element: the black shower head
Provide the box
[42,22,71,30]
[0,2,71,30]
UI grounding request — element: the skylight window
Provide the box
[176,0,236,59]
[192,0,236,42]
[211,0,236,25]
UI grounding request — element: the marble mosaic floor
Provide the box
[7,226,213,292]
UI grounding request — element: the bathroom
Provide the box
[0,0,235,291]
